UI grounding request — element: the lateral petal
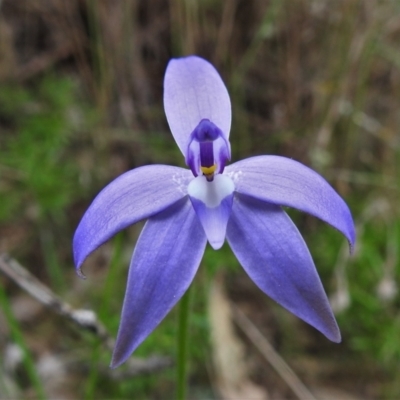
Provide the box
[164,56,231,155]
[111,198,207,368]
[188,175,234,250]
[73,165,192,272]
[226,194,341,342]
[226,156,355,248]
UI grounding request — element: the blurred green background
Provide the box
[0,0,399,399]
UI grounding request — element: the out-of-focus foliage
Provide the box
[0,0,399,398]
[0,76,84,220]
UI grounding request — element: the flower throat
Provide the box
[186,118,230,182]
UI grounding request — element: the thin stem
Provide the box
[176,285,192,400]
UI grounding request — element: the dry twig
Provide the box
[0,253,112,345]
[0,253,172,376]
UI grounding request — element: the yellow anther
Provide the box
[200,164,217,175]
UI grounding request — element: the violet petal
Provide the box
[226,155,355,248]
[111,198,206,368]
[73,165,192,272]
[226,194,341,342]
[164,56,231,155]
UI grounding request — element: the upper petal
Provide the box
[226,194,340,342]
[111,198,207,368]
[73,165,192,272]
[226,155,355,248]
[164,56,231,155]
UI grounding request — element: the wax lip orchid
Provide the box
[73,55,355,368]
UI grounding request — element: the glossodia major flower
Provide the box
[73,55,355,368]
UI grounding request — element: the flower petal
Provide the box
[111,198,206,368]
[73,165,192,273]
[188,174,234,249]
[226,155,355,248]
[226,194,341,342]
[164,56,231,155]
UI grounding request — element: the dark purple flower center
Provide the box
[199,141,214,168]
[186,119,230,182]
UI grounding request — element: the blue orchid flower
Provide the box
[73,56,355,368]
